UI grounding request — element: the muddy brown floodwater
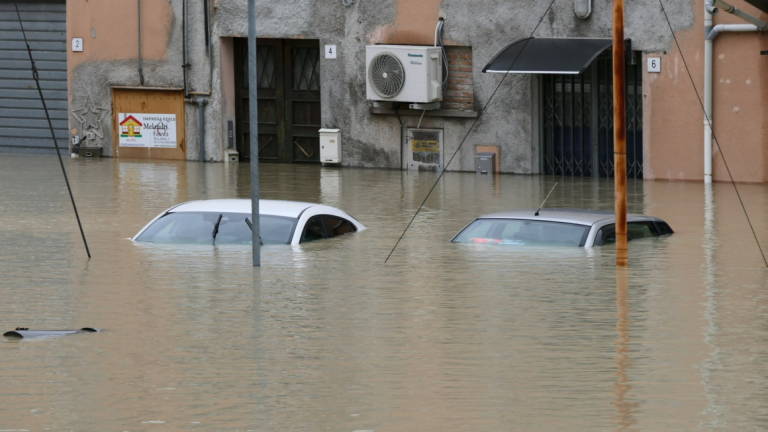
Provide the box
[1,153,767,431]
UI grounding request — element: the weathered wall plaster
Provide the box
[644,0,767,182]
[65,0,768,181]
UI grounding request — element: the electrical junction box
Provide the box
[319,128,341,164]
[475,152,496,175]
[404,128,443,171]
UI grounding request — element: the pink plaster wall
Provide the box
[370,0,443,45]
[66,0,172,72]
[219,37,237,148]
[645,0,767,182]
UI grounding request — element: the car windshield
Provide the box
[135,212,297,245]
[452,218,589,247]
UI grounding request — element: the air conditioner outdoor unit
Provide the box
[366,45,442,104]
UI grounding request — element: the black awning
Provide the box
[745,0,768,13]
[483,38,612,75]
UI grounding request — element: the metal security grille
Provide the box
[541,50,643,178]
[0,1,67,151]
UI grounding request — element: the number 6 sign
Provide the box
[647,57,661,73]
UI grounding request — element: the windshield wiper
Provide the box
[212,214,223,244]
[245,217,263,245]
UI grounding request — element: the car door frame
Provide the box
[289,205,365,245]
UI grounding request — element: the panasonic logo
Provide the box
[407,53,424,58]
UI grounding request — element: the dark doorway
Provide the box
[540,50,643,178]
[234,38,321,163]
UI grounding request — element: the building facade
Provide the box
[4,0,763,181]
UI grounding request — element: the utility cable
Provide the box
[384,0,558,263]
[657,0,767,267]
[416,109,427,129]
[14,3,91,259]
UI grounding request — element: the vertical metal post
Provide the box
[704,1,714,184]
[248,0,261,266]
[591,66,599,178]
[613,0,628,266]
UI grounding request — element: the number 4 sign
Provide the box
[324,44,337,59]
[647,57,661,73]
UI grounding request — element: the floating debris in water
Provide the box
[3,327,99,339]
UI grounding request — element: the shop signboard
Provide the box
[118,113,177,148]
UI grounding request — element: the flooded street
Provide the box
[1,153,767,431]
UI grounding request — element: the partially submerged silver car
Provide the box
[452,209,673,247]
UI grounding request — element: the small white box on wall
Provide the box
[319,128,341,164]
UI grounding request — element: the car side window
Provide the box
[595,224,616,246]
[654,221,674,235]
[628,222,655,240]
[321,215,357,237]
[301,216,326,243]
[595,221,662,246]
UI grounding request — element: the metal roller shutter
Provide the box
[0,0,67,151]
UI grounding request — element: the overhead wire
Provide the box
[656,0,767,267]
[384,0,558,263]
[13,3,91,259]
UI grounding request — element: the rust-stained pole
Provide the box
[613,0,628,267]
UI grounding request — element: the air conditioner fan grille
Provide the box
[369,53,405,98]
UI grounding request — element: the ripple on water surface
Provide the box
[0,155,767,430]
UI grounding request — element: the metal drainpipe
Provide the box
[704,1,714,184]
[574,0,592,19]
[182,0,188,98]
[703,0,764,183]
[137,0,145,85]
[194,97,208,161]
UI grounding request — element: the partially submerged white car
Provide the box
[452,209,673,248]
[133,199,365,246]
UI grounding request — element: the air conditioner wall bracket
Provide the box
[409,102,441,111]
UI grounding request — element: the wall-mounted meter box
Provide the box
[319,128,341,164]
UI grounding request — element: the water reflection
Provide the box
[614,266,634,430]
[0,154,766,430]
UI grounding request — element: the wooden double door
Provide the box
[235,38,321,163]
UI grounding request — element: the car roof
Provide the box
[476,208,661,226]
[168,199,323,218]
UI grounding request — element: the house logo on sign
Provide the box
[120,115,143,138]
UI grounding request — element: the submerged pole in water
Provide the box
[613,0,628,267]
[15,3,91,259]
[614,266,633,426]
[248,0,260,267]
